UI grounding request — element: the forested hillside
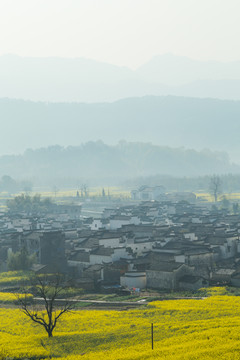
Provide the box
[1,96,240,160]
[0,141,237,186]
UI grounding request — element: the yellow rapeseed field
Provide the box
[0,291,32,303]
[195,192,240,202]
[0,270,30,286]
[17,187,131,199]
[1,294,240,359]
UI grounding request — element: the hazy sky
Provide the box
[0,0,240,68]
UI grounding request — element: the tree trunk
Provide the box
[48,330,53,337]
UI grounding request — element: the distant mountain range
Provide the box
[2,54,240,102]
[137,54,240,85]
[0,141,238,186]
[1,96,240,162]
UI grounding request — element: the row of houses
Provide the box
[1,198,240,291]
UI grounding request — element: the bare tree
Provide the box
[81,184,88,197]
[83,184,88,197]
[52,185,59,198]
[17,274,74,338]
[209,175,222,202]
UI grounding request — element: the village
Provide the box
[0,185,240,294]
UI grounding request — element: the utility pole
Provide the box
[151,323,154,350]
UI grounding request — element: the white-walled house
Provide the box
[90,219,106,231]
[131,186,165,201]
[184,233,198,241]
[89,247,113,264]
[99,236,125,248]
[120,271,146,289]
[109,215,140,230]
[89,246,132,265]
[127,238,155,256]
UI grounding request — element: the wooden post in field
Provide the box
[151,323,154,350]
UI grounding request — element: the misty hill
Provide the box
[2,54,240,102]
[0,142,238,186]
[0,54,165,102]
[1,96,240,161]
[137,54,240,85]
[175,79,240,100]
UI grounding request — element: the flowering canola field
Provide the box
[0,291,32,303]
[1,295,240,359]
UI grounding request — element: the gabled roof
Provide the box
[110,215,131,221]
[214,269,235,276]
[69,251,90,262]
[179,275,202,284]
[207,236,227,245]
[185,248,212,256]
[148,262,184,272]
[91,246,114,256]
[80,237,99,249]
[162,239,196,251]
[84,264,103,272]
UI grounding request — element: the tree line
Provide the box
[7,194,53,213]
[125,173,240,193]
[0,141,237,187]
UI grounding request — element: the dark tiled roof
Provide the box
[179,275,201,284]
[80,237,99,248]
[70,251,90,262]
[91,246,114,256]
[148,262,184,272]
